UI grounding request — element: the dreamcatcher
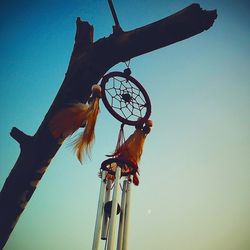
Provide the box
[100,64,153,185]
[49,62,152,184]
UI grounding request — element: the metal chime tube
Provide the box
[122,181,132,250]
[107,167,121,250]
[101,180,112,240]
[117,180,128,250]
[92,171,107,250]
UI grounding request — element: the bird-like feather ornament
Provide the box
[49,103,89,138]
[71,95,100,163]
[49,84,101,163]
[111,128,146,163]
[109,120,153,185]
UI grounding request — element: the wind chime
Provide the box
[92,63,152,250]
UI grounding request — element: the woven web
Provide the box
[104,76,147,122]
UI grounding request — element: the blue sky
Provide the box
[0,1,249,249]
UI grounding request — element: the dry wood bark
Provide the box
[0,4,217,248]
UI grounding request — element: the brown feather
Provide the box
[49,103,89,138]
[111,128,146,164]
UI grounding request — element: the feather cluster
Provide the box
[49,103,89,139]
[111,128,146,164]
[71,97,100,163]
[49,84,101,163]
[109,120,153,185]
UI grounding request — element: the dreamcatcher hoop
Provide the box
[101,71,151,126]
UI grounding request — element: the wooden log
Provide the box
[0,4,217,248]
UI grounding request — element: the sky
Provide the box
[0,0,249,250]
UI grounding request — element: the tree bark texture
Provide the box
[0,4,217,249]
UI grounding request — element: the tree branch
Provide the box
[0,4,217,248]
[10,127,32,146]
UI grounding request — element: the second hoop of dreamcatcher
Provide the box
[101,69,151,126]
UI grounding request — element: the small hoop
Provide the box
[101,71,151,126]
[101,157,138,176]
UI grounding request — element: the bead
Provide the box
[145,119,153,127]
[91,84,102,94]
[124,68,131,76]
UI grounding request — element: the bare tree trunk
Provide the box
[0,4,217,249]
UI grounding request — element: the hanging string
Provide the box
[124,60,131,77]
[110,182,115,190]
[124,59,130,69]
[115,123,125,153]
[106,123,126,158]
[119,182,123,191]
[104,212,112,250]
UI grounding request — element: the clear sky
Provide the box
[0,1,249,250]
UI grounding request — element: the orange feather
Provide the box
[49,103,89,138]
[110,120,153,185]
[112,128,146,164]
[71,97,100,163]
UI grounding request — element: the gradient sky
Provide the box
[0,1,249,250]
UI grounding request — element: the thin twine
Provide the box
[124,59,131,69]
[104,220,110,250]
[119,182,123,191]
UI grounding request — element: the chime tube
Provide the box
[101,180,112,240]
[92,171,107,250]
[107,167,121,250]
[117,180,128,250]
[122,181,132,250]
